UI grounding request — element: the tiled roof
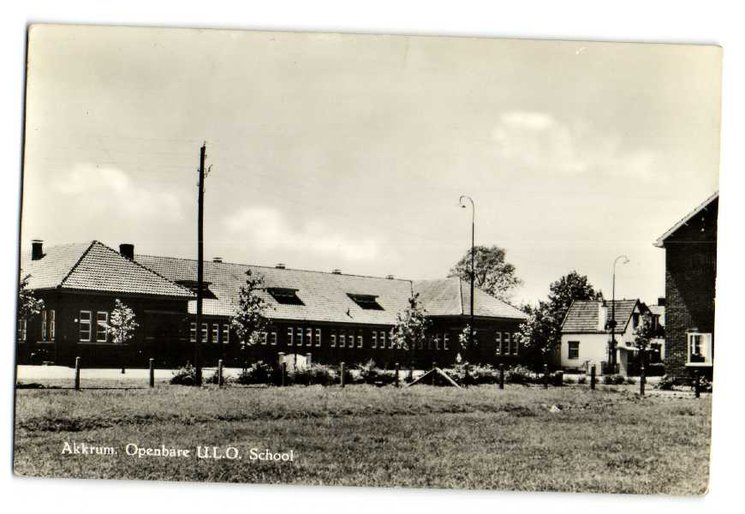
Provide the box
[136,255,528,324]
[20,241,194,298]
[654,191,719,247]
[561,299,640,334]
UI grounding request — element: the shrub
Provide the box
[655,375,676,390]
[357,360,398,386]
[563,375,576,385]
[204,368,232,385]
[235,361,275,385]
[504,365,536,385]
[290,363,338,386]
[625,377,636,385]
[577,375,587,385]
[170,364,196,385]
[602,374,626,385]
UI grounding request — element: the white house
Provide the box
[558,299,651,376]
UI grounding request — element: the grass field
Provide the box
[13,383,711,494]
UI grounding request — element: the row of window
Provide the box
[79,310,109,343]
[495,332,519,356]
[190,322,232,344]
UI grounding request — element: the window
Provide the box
[212,323,220,344]
[260,331,268,345]
[347,293,384,310]
[222,324,230,344]
[568,341,580,360]
[443,333,450,351]
[349,331,356,349]
[330,330,337,347]
[49,310,56,341]
[511,333,519,355]
[380,331,388,349]
[306,328,313,347]
[18,319,27,342]
[434,335,440,351]
[339,333,346,348]
[632,313,640,329]
[687,332,713,366]
[371,331,378,348]
[495,332,502,355]
[315,328,322,347]
[287,327,294,346]
[357,333,363,348]
[267,288,304,305]
[96,311,109,342]
[201,323,208,344]
[501,332,510,355]
[41,310,47,341]
[79,311,92,342]
[190,322,197,343]
[298,327,304,347]
[270,330,277,346]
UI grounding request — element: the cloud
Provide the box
[50,164,183,222]
[222,207,382,262]
[491,111,662,181]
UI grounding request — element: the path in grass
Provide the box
[14,384,711,494]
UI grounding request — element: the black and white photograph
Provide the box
[12,20,723,498]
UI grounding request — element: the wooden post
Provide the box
[306,353,312,386]
[340,362,345,388]
[499,363,505,390]
[277,352,285,386]
[464,363,470,388]
[395,362,400,388]
[149,358,155,388]
[639,352,646,397]
[74,356,81,391]
[217,359,224,387]
[543,363,549,389]
[694,371,701,399]
[590,365,596,390]
[431,361,436,386]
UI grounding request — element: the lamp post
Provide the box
[609,254,629,372]
[459,195,475,362]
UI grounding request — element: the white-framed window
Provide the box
[96,311,108,342]
[79,310,92,342]
[297,327,304,347]
[190,322,197,343]
[381,331,389,349]
[18,319,27,342]
[495,332,502,355]
[511,333,520,355]
[357,333,363,348]
[315,328,321,347]
[260,331,268,345]
[201,323,208,343]
[340,333,346,348]
[212,323,220,344]
[567,341,580,360]
[330,330,337,347]
[349,331,356,349]
[222,324,230,344]
[687,332,713,366]
[434,335,441,351]
[501,332,510,355]
[49,309,56,341]
[270,330,277,346]
[443,333,450,351]
[306,328,313,347]
[41,310,48,341]
[371,331,377,349]
[287,327,294,346]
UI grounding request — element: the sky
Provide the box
[21,25,721,305]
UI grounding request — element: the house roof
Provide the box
[654,191,719,247]
[20,241,195,299]
[136,255,529,324]
[561,299,641,334]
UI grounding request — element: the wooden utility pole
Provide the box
[194,143,207,386]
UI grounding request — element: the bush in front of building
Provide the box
[170,364,196,385]
[235,361,275,385]
[504,364,536,384]
[602,374,626,385]
[289,363,338,386]
[357,360,398,386]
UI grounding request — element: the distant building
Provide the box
[18,240,528,368]
[654,192,718,380]
[558,299,662,376]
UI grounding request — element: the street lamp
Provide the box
[459,195,475,363]
[609,254,630,371]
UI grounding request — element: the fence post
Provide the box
[74,357,81,391]
[217,359,224,387]
[694,371,701,399]
[543,363,549,389]
[431,361,436,386]
[395,362,400,388]
[340,362,345,388]
[149,358,155,388]
[281,362,287,387]
[590,365,596,390]
[499,363,505,390]
[277,352,285,386]
[639,353,646,397]
[464,363,470,388]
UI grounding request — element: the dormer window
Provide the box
[175,280,217,299]
[267,288,304,305]
[347,293,383,310]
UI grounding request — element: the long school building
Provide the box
[18,240,528,368]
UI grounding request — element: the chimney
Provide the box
[657,297,666,307]
[212,257,223,263]
[31,239,44,261]
[119,243,134,260]
[386,274,395,280]
[332,268,342,275]
[275,263,286,269]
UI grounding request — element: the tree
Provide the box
[231,269,271,364]
[107,299,139,344]
[18,273,44,321]
[518,271,602,370]
[390,293,431,363]
[449,245,522,302]
[457,323,477,363]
